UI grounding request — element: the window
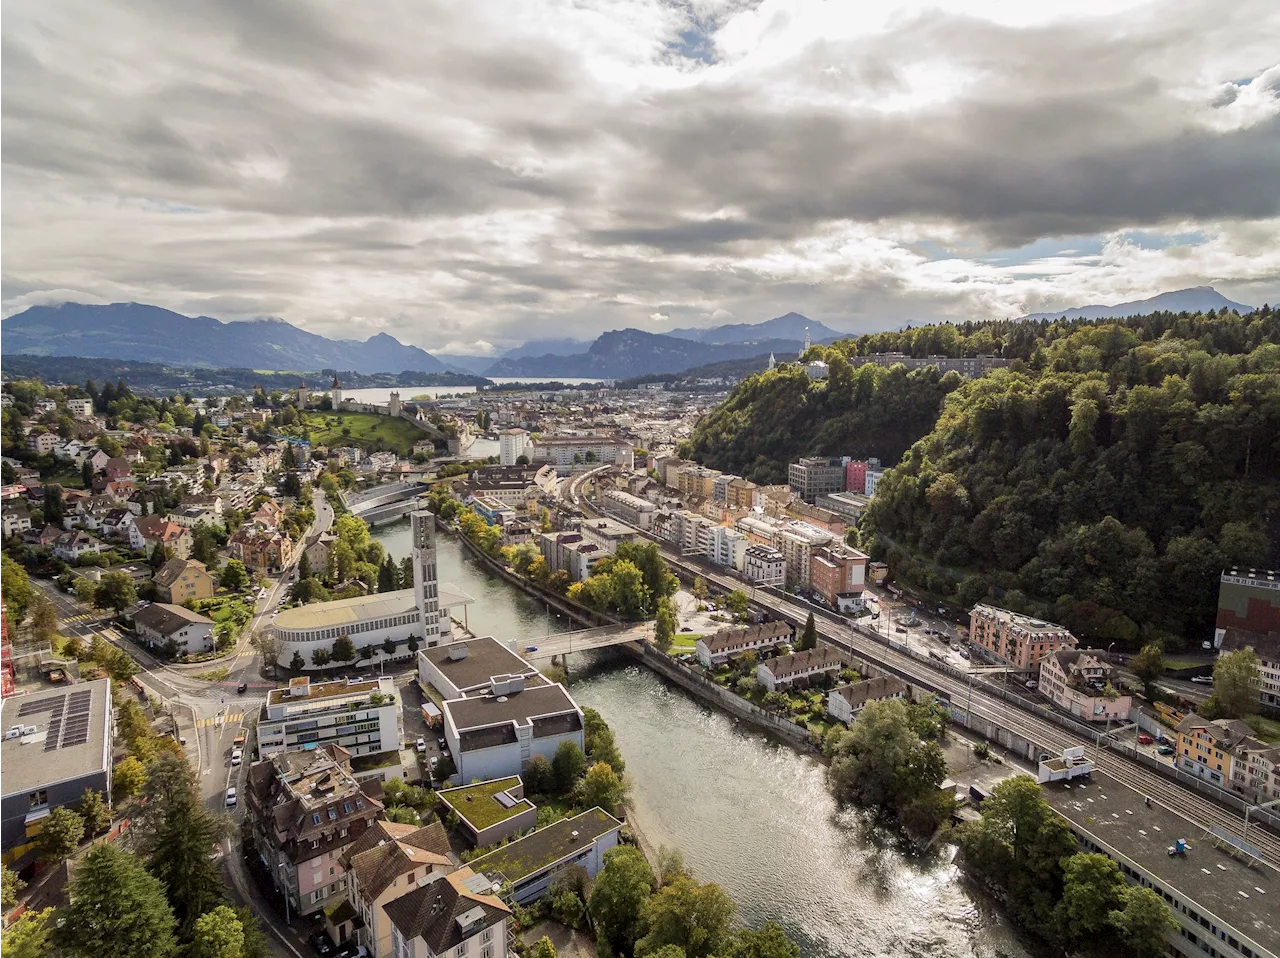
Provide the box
[482,930,493,943]
[455,946,466,958]
[328,808,337,820]
[27,789,49,809]
[313,813,323,825]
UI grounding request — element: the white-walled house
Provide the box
[132,602,216,654]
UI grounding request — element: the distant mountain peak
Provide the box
[1022,286,1254,322]
[665,312,844,346]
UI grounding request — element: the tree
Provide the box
[58,843,178,958]
[589,846,655,958]
[114,755,148,799]
[251,628,282,677]
[94,571,138,613]
[190,906,245,958]
[2,864,26,909]
[135,753,229,937]
[382,636,397,657]
[692,577,708,601]
[523,754,554,794]
[78,787,112,836]
[580,762,626,815]
[298,551,312,581]
[1057,853,1126,944]
[1210,647,1260,718]
[31,596,59,646]
[798,612,817,651]
[1129,642,1165,699]
[528,937,558,958]
[723,590,750,620]
[1,554,33,623]
[654,596,677,653]
[553,740,587,793]
[311,647,331,667]
[635,875,735,958]
[43,483,65,525]
[332,634,357,663]
[36,805,85,862]
[1110,885,1177,958]
[3,907,55,958]
[378,557,397,592]
[219,559,248,592]
[290,651,306,671]
[588,725,626,775]
[149,540,168,569]
[728,922,800,958]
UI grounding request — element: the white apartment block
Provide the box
[743,545,786,587]
[774,521,835,589]
[601,489,656,531]
[499,429,530,466]
[700,524,747,571]
[257,676,403,759]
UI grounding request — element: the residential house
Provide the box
[133,602,216,655]
[340,820,454,956]
[130,515,193,560]
[229,526,294,573]
[103,457,132,481]
[100,509,136,540]
[968,604,1078,669]
[245,746,386,917]
[1232,739,1280,803]
[1038,649,1132,723]
[694,621,792,667]
[742,545,785,587]
[1,504,33,538]
[52,530,104,562]
[756,647,843,692]
[153,558,215,604]
[1174,713,1254,789]
[169,503,222,530]
[251,499,286,530]
[385,868,511,958]
[305,532,338,573]
[827,676,909,724]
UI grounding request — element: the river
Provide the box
[372,520,1030,958]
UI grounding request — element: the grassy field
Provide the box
[669,633,702,654]
[298,411,426,456]
[1246,714,1280,743]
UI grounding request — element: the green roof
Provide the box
[468,808,622,884]
[437,776,533,831]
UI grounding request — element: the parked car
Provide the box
[1137,733,1154,745]
[1157,744,1176,756]
[416,737,427,753]
[524,645,538,652]
[225,787,237,807]
[231,748,243,766]
[894,626,907,634]
[309,932,337,958]
[680,627,692,632]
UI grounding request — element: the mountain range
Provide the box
[0,302,449,375]
[481,326,837,378]
[665,311,843,345]
[1021,286,1253,322]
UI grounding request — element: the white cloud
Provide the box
[2,0,1278,348]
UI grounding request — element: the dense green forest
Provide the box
[685,361,964,483]
[690,307,1280,647]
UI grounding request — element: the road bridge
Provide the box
[522,624,647,662]
[347,481,429,517]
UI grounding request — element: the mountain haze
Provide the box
[1022,286,1254,322]
[665,312,843,345]
[1,302,448,375]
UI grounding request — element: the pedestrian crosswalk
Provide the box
[63,613,98,624]
[196,713,244,728]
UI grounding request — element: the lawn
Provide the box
[298,411,425,457]
[669,633,702,653]
[438,776,533,830]
[195,667,230,682]
[1246,714,1280,744]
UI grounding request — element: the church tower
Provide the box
[411,507,443,645]
[768,352,776,370]
[388,391,401,418]
[801,327,811,358]
[331,375,343,408]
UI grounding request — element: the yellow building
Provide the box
[1173,713,1253,789]
[153,558,215,605]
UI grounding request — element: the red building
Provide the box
[845,460,868,496]
[1215,568,1280,647]
[809,545,869,612]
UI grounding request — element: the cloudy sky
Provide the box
[4,0,1279,354]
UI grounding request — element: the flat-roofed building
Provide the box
[676,465,721,500]
[787,456,846,503]
[809,545,868,612]
[1,678,113,863]
[499,428,530,466]
[1215,568,1280,647]
[467,808,623,905]
[257,676,403,759]
[743,545,785,587]
[816,491,871,522]
[443,677,585,785]
[1042,771,1279,958]
[530,435,632,476]
[436,776,537,847]
[579,517,640,555]
[601,489,656,531]
[774,521,835,590]
[417,636,539,700]
[968,604,1078,669]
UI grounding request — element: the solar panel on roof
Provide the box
[16,695,65,717]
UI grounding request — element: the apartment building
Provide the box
[743,545,786,587]
[257,676,403,759]
[1038,649,1132,723]
[774,521,835,590]
[700,524,747,571]
[537,532,604,582]
[530,435,633,475]
[726,477,759,509]
[579,517,640,556]
[695,621,792,667]
[1217,628,1280,708]
[601,489,656,531]
[968,605,1078,668]
[808,545,868,611]
[711,474,740,503]
[676,465,721,500]
[756,647,843,692]
[498,428,530,466]
[787,457,847,503]
[827,676,909,725]
[245,745,386,917]
[386,867,512,958]
[1173,713,1253,789]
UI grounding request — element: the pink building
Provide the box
[845,461,868,495]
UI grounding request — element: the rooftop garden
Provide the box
[438,776,533,831]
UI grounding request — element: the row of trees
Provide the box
[957,777,1175,956]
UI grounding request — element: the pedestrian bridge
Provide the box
[521,624,648,661]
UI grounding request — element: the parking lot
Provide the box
[396,673,450,785]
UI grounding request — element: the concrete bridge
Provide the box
[521,624,649,662]
[347,481,429,517]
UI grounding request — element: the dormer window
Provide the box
[343,801,352,814]
[313,813,322,826]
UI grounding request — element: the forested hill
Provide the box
[685,361,962,483]
[689,306,1280,648]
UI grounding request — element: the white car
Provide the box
[225,787,237,807]
[1191,676,1214,685]
[231,748,243,766]
[415,737,427,753]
